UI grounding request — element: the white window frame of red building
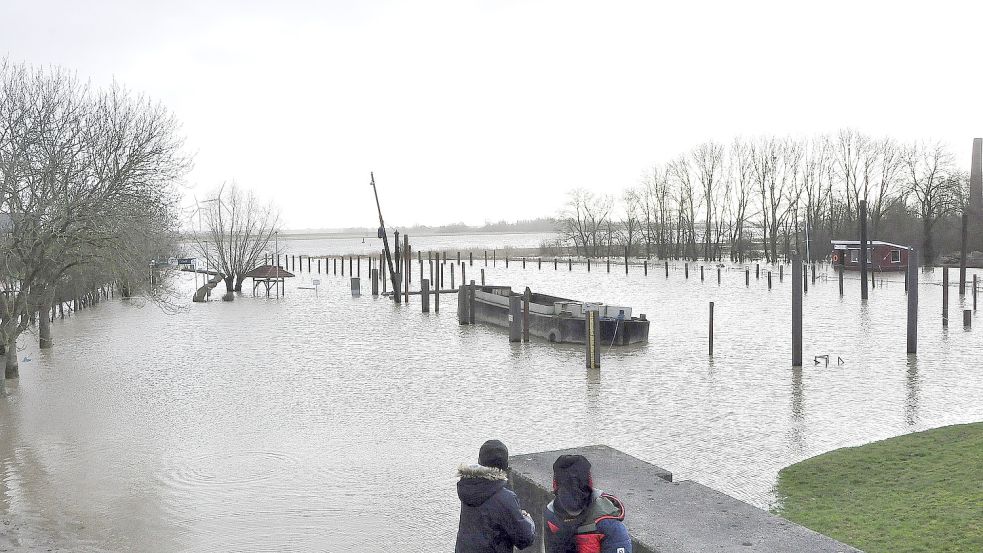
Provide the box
[890,250,901,263]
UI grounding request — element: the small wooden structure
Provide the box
[831,240,910,272]
[243,265,295,296]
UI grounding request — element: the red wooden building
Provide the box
[831,240,911,271]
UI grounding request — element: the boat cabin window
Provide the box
[850,250,859,263]
[890,250,901,263]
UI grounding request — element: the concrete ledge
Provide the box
[509,445,862,553]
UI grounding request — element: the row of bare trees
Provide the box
[0,60,189,383]
[558,130,968,264]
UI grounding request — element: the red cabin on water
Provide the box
[831,240,911,272]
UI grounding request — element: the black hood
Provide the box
[457,464,508,507]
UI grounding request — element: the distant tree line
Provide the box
[557,130,969,264]
[332,217,558,236]
[0,59,189,382]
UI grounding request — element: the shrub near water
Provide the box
[774,422,983,553]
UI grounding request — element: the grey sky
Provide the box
[3,0,981,230]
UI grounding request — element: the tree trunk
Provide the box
[923,218,935,264]
[5,337,18,379]
[39,303,53,349]
[224,276,235,292]
[234,274,245,292]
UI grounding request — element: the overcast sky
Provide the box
[3,1,982,230]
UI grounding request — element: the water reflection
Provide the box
[905,356,920,427]
[787,367,805,456]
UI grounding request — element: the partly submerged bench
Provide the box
[509,445,862,553]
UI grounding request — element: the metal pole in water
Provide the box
[685,262,689,279]
[434,280,440,313]
[701,265,704,282]
[422,279,430,312]
[960,212,968,296]
[717,266,721,285]
[709,301,714,356]
[624,247,629,274]
[860,199,869,300]
[644,260,647,275]
[665,260,669,278]
[964,309,971,328]
[509,295,521,342]
[803,265,808,293]
[792,254,803,367]
[907,250,918,353]
[768,271,772,289]
[745,268,749,286]
[943,266,949,327]
[585,309,600,369]
[371,268,379,296]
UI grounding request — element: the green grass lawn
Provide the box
[773,422,983,553]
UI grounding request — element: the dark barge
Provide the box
[458,285,649,345]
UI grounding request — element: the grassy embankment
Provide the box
[774,422,982,552]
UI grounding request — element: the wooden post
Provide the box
[568,258,572,271]
[907,250,919,354]
[461,263,466,290]
[522,257,525,269]
[607,257,610,273]
[522,287,531,342]
[756,263,760,279]
[481,269,485,286]
[860,199,869,300]
[419,251,424,284]
[351,277,360,297]
[624,247,629,274]
[469,252,473,266]
[960,212,968,296]
[585,309,600,369]
[779,264,784,282]
[451,263,456,290]
[839,265,845,296]
[685,262,688,279]
[493,250,497,267]
[457,251,461,264]
[665,260,669,278]
[341,256,345,276]
[700,265,704,282]
[308,256,312,272]
[382,260,387,294]
[435,281,440,313]
[371,268,379,296]
[538,257,542,270]
[587,258,591,272]
[943,266,949,327]
[506,255,509,268]
[440,263,445,289]
[509,295,521,342]
[403,234,410,303]
[644,260,647,275]
[554,258,558,270]
[318,258,321,273]
[457,282,467,324]
[963,309,971,328]
[792,254,803,367]
[469,280,476,324]
[803,265,808,293]
[708,302,714,356]
[811,264,816,285]
[745,268,749,286]
[422,279,430,312]
[717,266,721,285]
[333,257,337,275]
[768,271,772,289]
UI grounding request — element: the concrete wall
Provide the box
[509,445,862,553]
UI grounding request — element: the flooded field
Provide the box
[2,240,982,552]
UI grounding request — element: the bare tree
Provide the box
[617,188,642,256]
[557,188,612,258]
[692,141,725,260]
[903,141,959,262]
[195,183,280,292]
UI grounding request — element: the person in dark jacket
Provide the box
[456,439,536,553]
[544,455,631,553]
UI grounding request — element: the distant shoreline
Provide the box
[276,229,556,240]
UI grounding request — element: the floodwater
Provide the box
[2,237,982,552]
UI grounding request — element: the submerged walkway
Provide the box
[509,445,862,553]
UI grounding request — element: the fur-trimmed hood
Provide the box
[457,464,508,506]
[457,464,508,481]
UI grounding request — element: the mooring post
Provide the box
[717,266,721,285]
[839,265,845,296]
[964,309,972,328]
[792,254,803,367]
[644,260,647,275]
[351,277,360,297]
[419,251,424,284]
[974,274,978,311]
[685,262,688,279]
[469,251,473,266]
[768,271,772,289]
[481,269,485,286]
[457,251,461,264]
[700,265,704,282]
[907,250,918,353]
[435,281,440,313]
[538,257,542,270]
[709,301,714,356]
[587,258,591,272]
[522,257,525,269]
[779,264,783,282]
[494,250,497,267]
[624,247,629,274]
[404,234,410,303]
[870,269,875,290]
[506,255,509,269]
[333,257,337,275]
[469,280,476,324]
[860,199,869,300]
[943,266,949,327]
[803,265,808,293]
[607,257,610,273]
[440,263,445,289]
[509,295,521,342]
[371,268,379,296]
[422,279,430,313]
[484,250,487,266]
[451,263,456,290]
[457,282,467,324]
[960,212,968,296]
[756,263,760,279]
[665,260,669,278]
[568,258,572,271]
[461,263,466,290]
[811,264,816,285]
[554,258,558,270]
[585,309,601,369]
[522,287,531,342]
[745,268,749,286]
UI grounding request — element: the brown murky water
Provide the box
[2,236,982,552]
